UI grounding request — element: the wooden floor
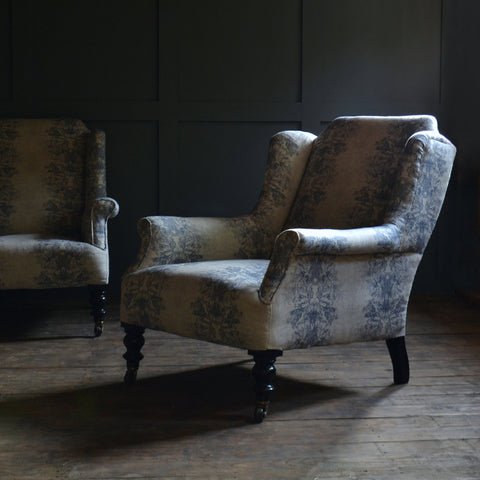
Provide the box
[1,294,479,479]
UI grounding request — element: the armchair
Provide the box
[120,115,455,421]
[0,118,119,336]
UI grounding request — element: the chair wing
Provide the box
[125,130,315,271]
[120,115,456,421]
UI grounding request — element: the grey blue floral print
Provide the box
[0,119,118,290]
[192,263,268,345]
[284,260,338,348]
[44,119,87,237]
[0,120,19,235]
[285,118,356,228]
[121,115,456,353]
[360,254,417,341]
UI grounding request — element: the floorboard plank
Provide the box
[1,295,479,479]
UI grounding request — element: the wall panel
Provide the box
[305,0,441,103]
[175,0,301,103]
[13,0,158,100]
[302,0,442,126]
[175,122,300,217]
[0,0,451,295]
[0,1,12,100]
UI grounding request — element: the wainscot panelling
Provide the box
[0,1,12,100]
[174,122,301,217]
[12,0,159,101]
[0,0,456,296]
[303,0,442,108]
[174,0,301,103]
[442,0,480,296]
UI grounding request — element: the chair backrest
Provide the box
[284,116,455,253]
[0,118,91,237]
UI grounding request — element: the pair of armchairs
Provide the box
[0,118,118,336]
[0,116,456,423]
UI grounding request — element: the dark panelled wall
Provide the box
[443,1,480,297]
[0,0,474,298]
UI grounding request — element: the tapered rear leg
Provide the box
[386,336,409,384]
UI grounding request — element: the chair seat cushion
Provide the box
[0,234,109,289]
[121,259,272,350]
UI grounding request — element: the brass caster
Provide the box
[94,321,104,337]
[253,402,269,423]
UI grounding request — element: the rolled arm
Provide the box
[259,224,401,304]
[130,214,273,272]
[88,197,120,249]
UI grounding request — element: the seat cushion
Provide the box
[121,259,271,350]
[0,234,109,289]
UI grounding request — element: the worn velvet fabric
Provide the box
[121,116,456,351]
[0,118,119,290]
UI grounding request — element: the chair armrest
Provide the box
[259,224,401,303]
[87,197,119,249]
[129,214,272,271]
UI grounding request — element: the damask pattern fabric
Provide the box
[0,121,17,234]
[0,234,109,290]
[0,118,89,237]
[121,116,456,353]
[268,252,421,350]
[0,118,118,290]
[285,116,437,230]
[121,260,271,350]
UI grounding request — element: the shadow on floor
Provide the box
[0,289,119,341]
[0,361,360,455]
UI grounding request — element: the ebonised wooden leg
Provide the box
[122,323,145,385]
[248,349,283,423]
[89,285,107,337]
[386,336,410,385]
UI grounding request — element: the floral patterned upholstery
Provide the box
[0,118,119,291]
[121,116,455,351]
[121,116,456,420]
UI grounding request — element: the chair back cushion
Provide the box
[285,116,437,230]
[0,118,89,237]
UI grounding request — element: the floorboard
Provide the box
[0,294,479,479]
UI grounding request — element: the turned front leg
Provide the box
[122,323,145,384]
[89,285,107,337]
[248,349,283,423]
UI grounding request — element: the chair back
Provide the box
[285,115,455,252]
[0,118,90,237]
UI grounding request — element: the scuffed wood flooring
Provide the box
[0,294,479,479]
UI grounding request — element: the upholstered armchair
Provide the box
[120,115,455,422]
[0,118,119,336]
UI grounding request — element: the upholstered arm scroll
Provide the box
[259,224,403,304]
[87,197,120,249]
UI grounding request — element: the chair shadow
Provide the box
[0,361,356,456]
[0,301,95,341]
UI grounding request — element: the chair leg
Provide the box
[89,285,107,337]
[122,323,145,385]
[386,336,410,385]
[248,349,283,423]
